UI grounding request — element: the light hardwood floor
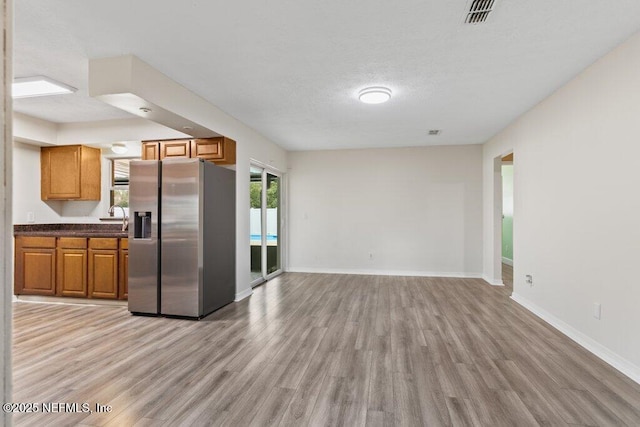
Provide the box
[502,263,513,290]
[12,273,640,426]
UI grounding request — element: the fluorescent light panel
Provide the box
[13,76,76,99]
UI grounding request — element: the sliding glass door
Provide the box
[250,165,282,286]
[250,167,263,283]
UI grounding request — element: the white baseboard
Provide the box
[502,257,513,266]
[286,267,482,279]
[482,274,504,286]
[511,293,640,385]
[235,287,253,302]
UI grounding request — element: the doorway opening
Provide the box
[501,153,514,290]
[250,164,283,286]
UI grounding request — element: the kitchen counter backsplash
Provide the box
[14,223,128,238]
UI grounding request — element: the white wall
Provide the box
[13,141,111,224]
[483,30,640,382]
[288,145,483,276]
[14,112,57,145]
[57,117,190,144]
[14,113,188,146]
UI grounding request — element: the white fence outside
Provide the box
[250,208,278,238]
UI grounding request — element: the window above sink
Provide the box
[109,158,137,217]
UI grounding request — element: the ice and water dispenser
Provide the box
[134,211,152,239]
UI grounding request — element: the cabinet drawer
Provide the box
[18,236,56,249]
[57,237,87,249]
[120,238,128,250]
[89,238,119,250]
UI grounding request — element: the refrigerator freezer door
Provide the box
[128,160,160,314]
[161,159,202,317]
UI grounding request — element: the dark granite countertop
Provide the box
[14,223,128,238]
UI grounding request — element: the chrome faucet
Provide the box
[108,205,129,232]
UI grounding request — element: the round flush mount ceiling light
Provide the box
[111,143,128,154]
[358,87,392,104]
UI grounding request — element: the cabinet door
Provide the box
[57,248,88,297]
[18,249,57,295]
[190,137,236,165]
[78,146,101,200]
[15,237,57,296]
[160,140,191,159]
[88,249,119,299]
[41,145,81,199]
[141,141,160,160]
[41,145,101,201]
[119,249,128,300]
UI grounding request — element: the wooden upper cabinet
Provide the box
[142,140,189,160]
[191,137,236,165]
[41,145,101,201]
[141,141,160,160]
[141,137,236,165]
[160,140,191,159]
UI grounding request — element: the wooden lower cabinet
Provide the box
[15,236,57,296]
[88,238,119,299]
[56,238,88,297]
[15,235,128,300]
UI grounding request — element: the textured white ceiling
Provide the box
[13,0,640,150]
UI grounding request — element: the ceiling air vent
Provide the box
[465,0,496,24]
[428,130,441,136]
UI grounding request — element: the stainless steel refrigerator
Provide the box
[128,158,236,319]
